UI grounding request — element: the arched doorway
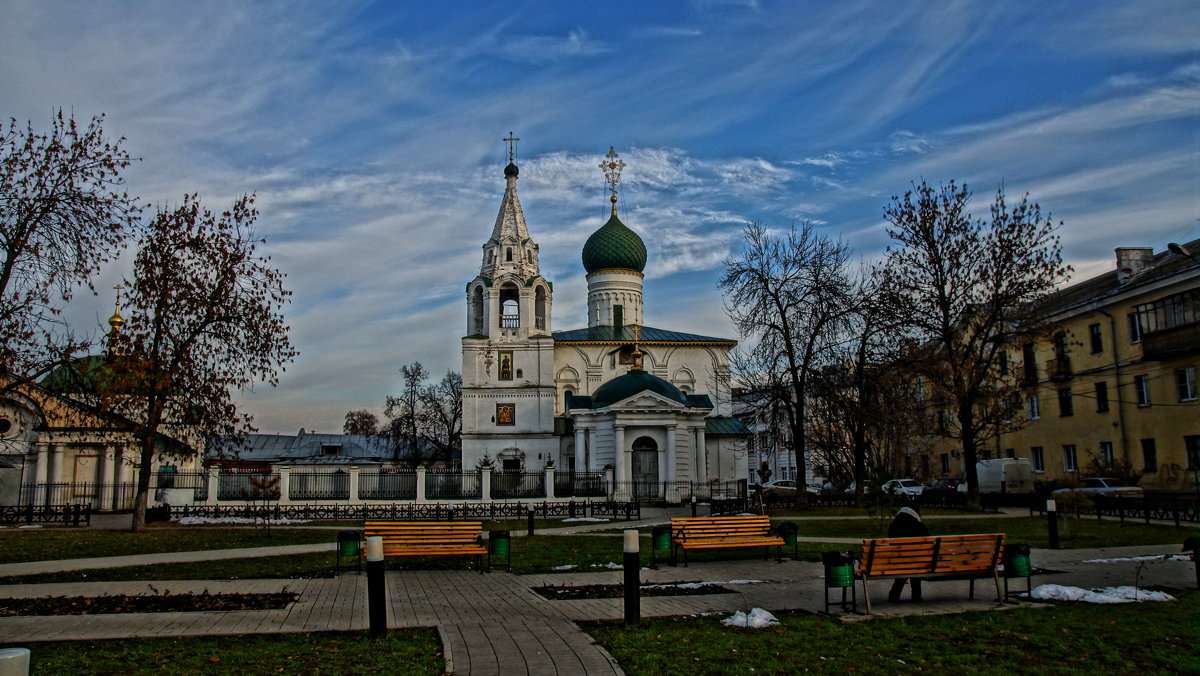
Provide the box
[631,436,660,501]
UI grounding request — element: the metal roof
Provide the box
[553,324,736,345]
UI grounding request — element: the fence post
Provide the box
[545,465,556,499]
[349,466,361,503]
[480,467,492,503]
[416,466,427,502]
[277,466,292,504]
[205,472,219,505]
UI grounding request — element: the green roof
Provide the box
[553,324,736,344]
[581,214,647,273]
[591,368,689,408]
[706,417,751,436]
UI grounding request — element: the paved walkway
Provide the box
[0,510,1196,675]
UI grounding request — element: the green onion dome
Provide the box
[581,213,647,273]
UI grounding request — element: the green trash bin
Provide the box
[651,525,671,566]
[822,550,857,613]
[336,530,361,574]
[489,530,511,571]
[1002,543,1033,600]
[777,522,799,557]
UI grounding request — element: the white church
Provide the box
[460,144,749,500]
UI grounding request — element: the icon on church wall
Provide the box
[499,351,513,380]
[496,403,516,426]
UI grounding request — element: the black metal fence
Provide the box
[217,472,281,501]
[426,470,482,500]
[169,499,639,522]
[492,472,545,498]
[0,503,91,525]
[358,471,417,500]
[1031,494,1200,526]
[554,472,608,498]
[289,471,350,500]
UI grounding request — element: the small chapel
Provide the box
[461,142,749,500]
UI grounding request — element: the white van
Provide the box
[975,458,1034,494]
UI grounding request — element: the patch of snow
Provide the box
[176,516,311,525]
[551,564,577,571]
[1080,554,1192,563]
[17,524,43,529]
[1030,584,1176,604]
[562,517,609,522]
[595,562,623,569]
[722,608,780,628]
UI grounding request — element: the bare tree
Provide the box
[382,363,462,466]
[104,194,297,531]
[343,409,379,436]
[720,223,854,503]
[880,180,1069,501]
[384,362,431,465]
[0,111,141,387]
[420,370,462,462]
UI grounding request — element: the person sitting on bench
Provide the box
[887,506,930,602]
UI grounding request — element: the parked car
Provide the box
[930,477,968,494]
[1053,477,1145,498]
[881,479,926,497]
[756,479,798,495]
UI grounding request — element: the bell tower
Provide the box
[460,134,558,470]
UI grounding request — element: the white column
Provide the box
[205,470,219,505]
[613,425,628,500]
[480,466,492,502]
[33,442,49,485]
[277,466,292,504]
[349,466,361,504]
[545,465,555,499]
[44,443,61,505]
[665,426,678,502]
[96,447,112,511]
[696,427,708,482]
[416,466,428,502]
[574,427,587,472]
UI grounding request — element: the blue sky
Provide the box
[2,0,1196,434]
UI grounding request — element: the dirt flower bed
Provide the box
[0,590,298,616]
[532,582,734,600]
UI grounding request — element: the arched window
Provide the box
[500,283,520,328]
[534,286,547,330]
[506,247,513,262]
[471,286,485,335]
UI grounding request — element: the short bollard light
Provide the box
[623,529,640,626]
[1184,536,1200,590]
[0,647,31,676]
[1046,499,1060,550]
[651,525,671,567]
[366,535,387,639]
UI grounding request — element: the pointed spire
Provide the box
[482,133,539,279]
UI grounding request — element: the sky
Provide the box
[2,1,1197,435]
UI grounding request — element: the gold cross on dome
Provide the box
[503,132,520,163]
[599,145,626,198]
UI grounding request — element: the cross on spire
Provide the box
[599,145,626,216]
[503,132,520,163]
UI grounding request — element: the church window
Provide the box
[515,369,523,378]
[535,286,547,330]
[0,418,10,435]
[500,284,520,327]
[498,351,513,380]
[496,403,516,426]
[618,345,636,365]
[613,304,623,329]
[506,248,513,262]
[471,286,485,335]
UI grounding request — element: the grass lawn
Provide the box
[585,591,1200,675]
[4,629,443,676]
[0,528,336,564]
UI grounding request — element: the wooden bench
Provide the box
[363,521,491,572]
[856,533,1005,613]
[670,515,787,567]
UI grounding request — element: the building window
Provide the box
[1095,381,1109,413]
[1134,374,1151,406]
[1027,394,1040,420]
[1176,367,1197,402]
[1058,388,1073,417]
[321,444,341,455]
[1141,438,1157,472]
[940,453,950,474]
[1099,441,1114,469]
[1088,323,1103,354]
[1186,436,1200,471]
[1005,448,1015,458]
[1031,446,1044,472]
[505,247,513,262]
[496,403,516,426]
[498,351,513,380]
[1022,343,1037,382]
[1063,444,1077,472]
[1127,313,1142,343]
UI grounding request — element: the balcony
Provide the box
[1046,356,1072,381]
[1141,322,1200,360]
